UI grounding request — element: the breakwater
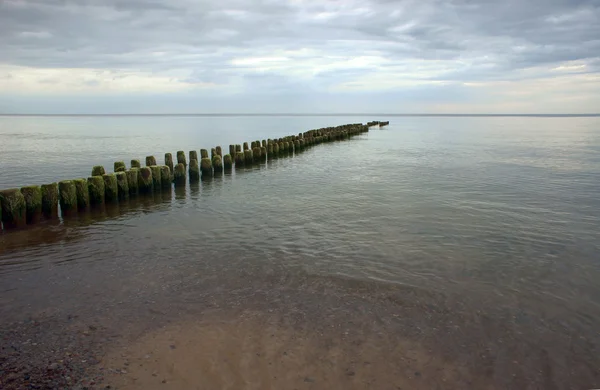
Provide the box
[0,122,383,231]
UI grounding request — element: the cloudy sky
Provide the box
[0,0,598,114]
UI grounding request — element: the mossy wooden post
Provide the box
[189,150,198,163]
[200,158,213,178]
[244,149,253,165]
[243,142,249,151]
[20,185,42,224]
[173,163,186,186]
[160,166,171,188]
[177,151,187,167]
[260,146,267,161]
[189,159,200,181]
[278,142,285,155]
[235,144,242,154]
[58,180,77,212]
[114,161,126,172]
[267,144,274,159]
[273,143,279,157]
[223,154,233,171]
[126,169,139,195]
[115,172,129,199]
[294,140,301,153]
[150,166,162,189]
[145,156,157,167]
[73,179,90,209]
[262,140,267,148]
[252,147,261,164]
[87,177,105,206]
[216,146,222,157]
[138,167,153,194]
[103,174,118,202]
[91,166,105,176]
[229,145,235,158]
[235,152,245,168]
[200,149,209,159]
[41,183,59,218]
[165,153,174,179]
[211,148,216,159]
[0,189,26,228]
[212,155,223,175]
[251,141,257,149]
[131,159,141,169]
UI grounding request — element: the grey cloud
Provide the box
[0,0,599,89]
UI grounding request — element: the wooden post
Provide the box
[0,189,26,228]
[20,185,42,224]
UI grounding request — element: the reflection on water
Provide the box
[1,116,600,389]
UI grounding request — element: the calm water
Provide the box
[1,115,600,389]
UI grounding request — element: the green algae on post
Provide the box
[91,166,105,176]
[235,152,245,168]
[114,161,126,173]
[150,165,162,189]
[267,144,274,159]
[252,147,262,164]
[126,169,139,195]
[223,154,233,171]
[200,149,208,159]
[260,146,267,161]
[189,150,198,163]
[0,189,26,228]
[160,166,172,188]
[243,142,249,151]
[115,172,129,199]
[20,185,42,223]
[189,159,200,181]
[200,157,213,178]
[177,151,187,167]
[273,143,279,157]
[145,156,157,167]
[229,145,236,158]
[58,180,78,212]
[138,167,153,193]
[87,177,105,205]
[103,174,119,202]
[235,144,242,154]
[130,159,141,169]
[165,153,174,178]
[72,178,90,208]
[216,146,222,157]
[211,148,217,159]
[41,183,59,217]
[244,149,253,165]
[212,155,223,175]
[173,163,186,185]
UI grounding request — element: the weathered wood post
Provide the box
[223,154,233,171]
[260,146,267,161]
[211,148,217,159]
[115,172,129,199]
[267,144,274,159]
[145,156,157,166]
[243,142,249,151]
[212,155,223,175]
[126,169,139,195]
[58,180,78,212]
[177,151,187,167]
[236,144,242,154]
[138,167,153,194]
[229,145,235,158]
[114,161,126,172]
[131,159,141,169]
[216,146,222,157]
[189,150,198,163]
[273,143,279,157]
[0,189,26,228]
[150,166,162,189]
[41,183,59,218]
[262,140,267,148]
[244,149,253,165]
[92,166,105,176]
[200,158,213,178]
[173,163,186,185]
[20,185,42,223]
[165,153,174,179]
[200,149,209,159]
[72,179,89,209]
[160,166,172,188]
[235,152,245,168]
[252,147,261,164]
[103,174,118,202]
[189,159,200,181]
[87,177,105,206]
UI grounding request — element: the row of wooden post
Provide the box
[0,122,379,230]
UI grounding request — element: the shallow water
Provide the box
[1,115,600,389]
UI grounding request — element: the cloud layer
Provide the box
[0,0,599,113]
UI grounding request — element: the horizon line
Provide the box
[0,113,599,117]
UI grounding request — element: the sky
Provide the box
[0,0,599,114]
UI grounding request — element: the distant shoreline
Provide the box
[0,113,599,117]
